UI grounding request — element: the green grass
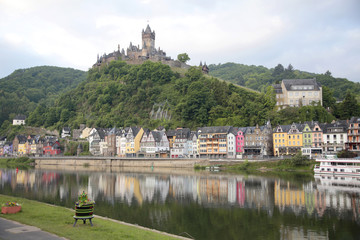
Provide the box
[0,157,34,168]
[0,195,181,240]
[224,159,316,173]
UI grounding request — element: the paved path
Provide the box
[0,217,66,240]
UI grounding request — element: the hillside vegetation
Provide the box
[209,62,360,100]
[23,61,338,131]
[0,66,87,127]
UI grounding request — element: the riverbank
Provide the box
[0,194,188,240]
[34,156,209,168]
[221,157,315,173]
[0,157,34,168]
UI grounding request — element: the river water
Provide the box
[1,166,360,240]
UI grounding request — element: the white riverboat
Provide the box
[314,155,360,176]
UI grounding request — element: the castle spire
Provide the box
[144,24,152,33]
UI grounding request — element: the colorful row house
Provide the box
[346,117,360,153]
[0,135,60,157]
[273,120,351,157]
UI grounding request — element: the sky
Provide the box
[0,0,359,82]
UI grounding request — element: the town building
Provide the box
[322,121,348,155]
[171,128,191,158]
[13,115,26,125]
[61,127,71,138]
[346,117,360,155]
[273,79,322,109]
[197,126,232,158]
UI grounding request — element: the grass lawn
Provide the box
[0,194,182,240]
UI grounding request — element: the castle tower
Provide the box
[142,24,155,57]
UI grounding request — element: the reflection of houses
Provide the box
[274,180,306,213]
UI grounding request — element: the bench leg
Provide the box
[73,219,78,227]
[89,218,93,226]
[83,219,86,224]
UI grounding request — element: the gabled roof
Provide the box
[152,131,164,143]
[14,115,26,120]
[15,135,27,143]
[229,126,238,135]
[63,127,71,132]
[322,121,348,133]
[350,116,360,123]
[0,136,6,141]
[275,125,291,133]
[175,128,191,139]
[166,130,176,137]
[282,78,321,91]
[197,126,232,134]
[188,131,198,140]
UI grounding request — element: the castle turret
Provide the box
[142,24,155,57]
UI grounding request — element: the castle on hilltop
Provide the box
[93,24,182,68]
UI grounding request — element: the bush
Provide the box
[237,160,250,170]
[286,152,310,167]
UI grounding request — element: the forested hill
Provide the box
[208,62,360,99]
[26,61,278,130]
[0,66,87,126]
[25,60,337,131]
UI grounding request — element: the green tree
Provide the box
[177,53,190,63]
[340,90,360,119]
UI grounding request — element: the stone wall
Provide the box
[35,157,208,168]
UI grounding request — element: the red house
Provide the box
[43,140,61,156]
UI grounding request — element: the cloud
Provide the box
[0,0,359,82]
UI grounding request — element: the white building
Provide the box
[13,115,26,125]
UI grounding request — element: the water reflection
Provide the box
[1,167,360,239]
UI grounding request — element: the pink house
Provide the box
[311,122,323,148]
[236,129,246,154]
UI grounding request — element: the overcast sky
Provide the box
[1,0,359,82]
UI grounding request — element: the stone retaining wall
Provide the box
[35,157,209,168]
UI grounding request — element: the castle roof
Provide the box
[144,24,152,33]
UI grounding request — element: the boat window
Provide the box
[331,162,336,166]
[334,169,337,172]
[327,168,331,171]
[321,168,324,171]
[340,169,344,172]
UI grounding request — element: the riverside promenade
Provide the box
[32,156,278,170]
[0,218,66,240]
[33,156,210,168]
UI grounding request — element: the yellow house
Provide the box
[273,125,289,156]
[287,123,303,155]
[274,123,303,156]
[134,128,144,154]
[18,143,27,155]
[125,127,144,157]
